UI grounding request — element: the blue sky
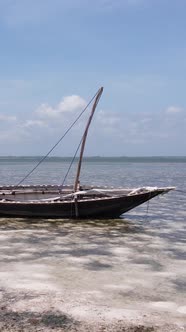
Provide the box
[0,0,186,156]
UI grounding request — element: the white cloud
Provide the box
[36,95,86,119]
[0,90,186,156]
[165,106,184,114]
[94,109,120,135]
[97,109,120,126]
[22,120,47,128]
[58,95,86,113]
[36,104,58,119]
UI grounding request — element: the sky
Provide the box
[0,0,186,156]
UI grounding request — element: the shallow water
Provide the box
[0,159,186,328]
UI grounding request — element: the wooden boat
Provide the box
[0,184,174,218]
[0,88,174,218]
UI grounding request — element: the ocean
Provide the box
[0,157,186,329]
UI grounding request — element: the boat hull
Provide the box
[0,189,167,219]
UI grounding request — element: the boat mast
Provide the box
[74,87,103,192]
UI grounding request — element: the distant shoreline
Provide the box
[0,156,186,162]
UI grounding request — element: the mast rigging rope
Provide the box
[16,88,101,186]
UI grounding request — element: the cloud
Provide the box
[36,104,58,119]
[95,109,120,135]
[22,120,47,128]
[92,104,186,149]
[97,109,119,125]
[0,90,186,156]
[0,93,89,155]
[36,95,86,119]
[165,106,184,114]
[58,95,86,113]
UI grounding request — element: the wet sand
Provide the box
[0,213,186,331]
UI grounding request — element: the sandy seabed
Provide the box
[0,216,186,332]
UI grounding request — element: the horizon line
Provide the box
[0,155,186,159]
